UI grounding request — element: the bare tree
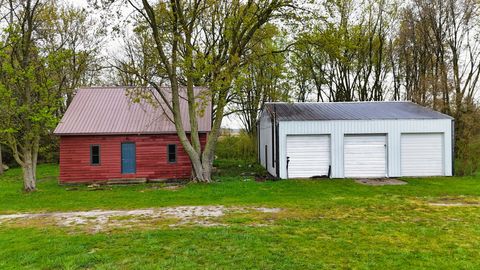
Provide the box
[388,0,480,174]
[112,0,293,182]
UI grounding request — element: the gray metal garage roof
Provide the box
[264,101,453,121]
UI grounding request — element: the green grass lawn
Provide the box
[1,161,480,269]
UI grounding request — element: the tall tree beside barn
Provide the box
[0,0,44,191]
[113,0,293,182]
[0,0,101,191]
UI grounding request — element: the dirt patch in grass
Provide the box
[0,206,282,233]
[160,185,183,191]
[429,202,480,206]
[355,178,407,186]
[427,196,480,207]
[138,183,186,192]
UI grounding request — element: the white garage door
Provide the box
[286,135,330,178]
[344,135,387,178]
[401,133,444,176]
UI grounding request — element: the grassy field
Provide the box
[1,161,480,269]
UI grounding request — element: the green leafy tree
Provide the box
[230,24,290,136]
[290,0,395,101]
[0,0,101,191]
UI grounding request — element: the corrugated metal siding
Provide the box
[59,134,207,183]
[277,119,452,178]
[54,87,211,135]
[258,111,276,176]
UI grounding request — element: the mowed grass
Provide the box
[1,162,480,269]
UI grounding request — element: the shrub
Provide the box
[455,135,480,176]
[212,158,266,178]
[216,132,257,162]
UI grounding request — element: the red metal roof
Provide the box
[54,87,211,135]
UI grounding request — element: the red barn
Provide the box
[54,87,211,184]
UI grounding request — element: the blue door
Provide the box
[121,142,136,174]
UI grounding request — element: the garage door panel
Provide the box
[287,135,330,178]
[401,133,443,176]
[344,135,386,178]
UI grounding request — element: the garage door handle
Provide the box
[286,156,290,179]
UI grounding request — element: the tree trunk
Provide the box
[201,158,213,181]
[21,148,37,192]
[190,154,208,182]
[9,138,39,192]
[181,139,218,183]
[190,88,227,183]
[22,161,36,192]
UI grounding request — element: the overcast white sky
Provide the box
[69,0,87,7]
[66,0,479,129]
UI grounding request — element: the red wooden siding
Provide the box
[59,134,207,183]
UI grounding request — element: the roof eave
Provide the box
[275,117,453,121]
[54,131,211,136]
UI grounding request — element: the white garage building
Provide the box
[258,102,454,179]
